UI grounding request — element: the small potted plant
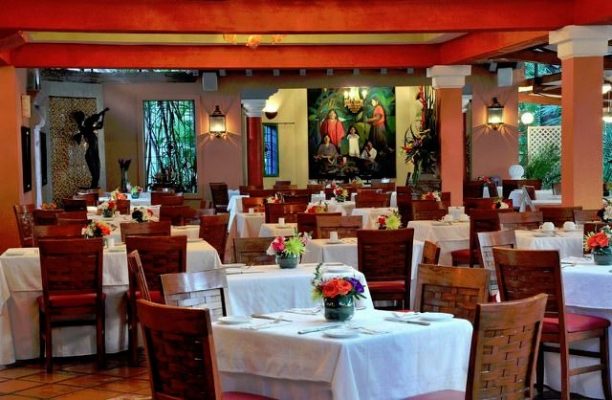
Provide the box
[131,207,153,223]
[420,191,441,201]
[376,210,402,230]
[584,226,612,265]
[98,200,116,218]
[131,186,143,199]
[311,264,366,322]
[266,233,308,269]
[110,189,127,200]
[306,201,328,214]
[333,187,349,202]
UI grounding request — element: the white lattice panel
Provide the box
[527,126,561,155]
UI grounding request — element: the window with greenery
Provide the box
[143,100,197,192]
[523,62,561,79]
[263,124,279,177]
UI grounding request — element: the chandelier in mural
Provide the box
[343,87,368,113]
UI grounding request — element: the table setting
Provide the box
[258,219,298,238]
[408,217,470,265]
[351,207,398,229]
[515,221,584,259]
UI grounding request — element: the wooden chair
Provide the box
[265,202,308,224]
[408,294,548,400]
[306,183,324,192]
[13,204,34,247]
[239,185,262,195]
[463,180,494,199]
[414,264,488,323]
[160,205,194,226]
[574,209,601,223]
[281,193,310,204]
[493,248,612,400]
[246,189,276,198]
[199,215,229,262]
[314,215,362,239]
[396,186,413,198]
[463,198,495,215]
[151,192,181,206]
[234,237,276,266]
[477,229,516,296]
[421,240,440,265]
[161,270,228,320]
[33,209,64,225]
[127,250,151,302]
[62,198,87,212]
[371,181,395,192]
[56,210,88,225]
[296,212,341,236]
[450,209,510,267]
[539,206,582,227]
[439,191,451,210]
[120,221,171,242]
[136,299,273,400]
[357,229,414,309]
[354,191,390,208]
[241,197,266,213]
[209,182,229,213]
[38,238,105,372]
[502,179,542,199]
[125,235,187,366]
[410,200,446,221]
[33,225,84,245]
[115,199,131,215]
[498,211,543,230]
[75,192,98,207]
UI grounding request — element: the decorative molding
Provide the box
[549,25,612,60]
[242,99,266,117]
[426,65,471,89]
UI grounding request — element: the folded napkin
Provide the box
[561,256,594,265]
[3,251,25,257]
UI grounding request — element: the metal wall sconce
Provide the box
[487,97,504,130]
[264,111,278,119]
[208,105,227,138]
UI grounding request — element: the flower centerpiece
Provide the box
[98,200,116,217]
[584,226,612,265]
[131,186,143,199]
[421,191,441,201]
[311,264,366,321]
[266,194,282,204]
[41,202,57,210]
[131,207,153,223]
[492,198,510,209]
[306,201,329,214]
[82,220,112,239]
[266,233,308,269]
[598,198,612,222]
[110,189,128,200]
[333,187,349,202]
[376,210,402,230]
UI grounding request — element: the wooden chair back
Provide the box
[524,186,536,200]
[265,202,308,224]
[120,221,171,242]
[477,229,517,294]
[246,189,276,198]
[498,211,543,231]
[62,198,87,212]
[209,182,229,213]
[396,186,413,198]
[127,250,151,302]
[33,224,84,245]
[159,205,193,226]
[161,270,228,320]
[463,198,495,216]
[155,194,184,206]
[115,199,131,215]
[421,240,440,265]
[136,299,224,400]
[239,185,262,195]
[199,215,229,262]
[414,264,488,323]
[33,209,63,225]
[75,192,98,206]
[306,184,324,192]
[234,237,276,266]
[466,294,547,399]
[439,192,451,209]
[241,197,266,213]
[56,210,88,221]
[371,181,395,192]
[315,215,362,239]
[465,209,511,268]
[357,229,414,307]
[56,215,88,225]
[502,179,542,199]
[410,200,446,221]
[125,236,187,293]
[13,204,34,247]
[464,181,488,198]
[354,191,390,208]
[150,191,177,205]
[539,206,582,227]
[296,212,341,236]
[573,209,600,223]
[281,193,310,204]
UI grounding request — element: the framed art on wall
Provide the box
[21,126,32,192]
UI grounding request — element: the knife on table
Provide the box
[298,324,341,334]
[250,314,293,322]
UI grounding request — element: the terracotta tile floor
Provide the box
[0,353,150,400]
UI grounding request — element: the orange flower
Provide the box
[594,232,609,247]
[336,279,353,296]
[322,281,339,298]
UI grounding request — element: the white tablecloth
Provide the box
[214,309,472,400]
[235,212,265,238]
[408,220,470,266]
[258,223,298,238]
[0,241,221,365]
[226,263,373,316]
[515,229,583,259]
[227,194,248,229]
[351,207,397,229]
[99,192,152,207]
[85,215,200,243]
[508,189,562,208]
[307,200,356,216]
[302,238,425,308]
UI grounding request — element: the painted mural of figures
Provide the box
[366,97,389,151]
[319,109,345,148]
[72,107,109,189]
[314,134,339,174]
[346,125,360,157]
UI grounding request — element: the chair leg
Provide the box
[537,346,545,396]
[127,301,138,366]
[44,319,53,373]
[38,310,45,365]
[560,344,571,400]
[601,331,612,400]
[96,310,106,369]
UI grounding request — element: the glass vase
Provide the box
[593,252,612,265]
[275,254,299,269]
[102,209,114,218]
[324,295,355,322]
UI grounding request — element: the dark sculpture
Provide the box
[72,107,109,189]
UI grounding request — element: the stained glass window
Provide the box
[263,124,279,177]
[143,100,197,192]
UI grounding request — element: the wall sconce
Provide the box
[264,111,278,119]
[487,97,504,130]
[208,105,226,138]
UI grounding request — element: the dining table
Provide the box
[515,228,584,259]
[307,200,356,216]
[87,214,200,243]
[214,308,472,400]
[0,240,222,366]
[408,220,470,265]
[351,207,397,229]
[258,222,298,238]
[234,212,266,238]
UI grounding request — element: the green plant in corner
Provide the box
[524,143,561,189]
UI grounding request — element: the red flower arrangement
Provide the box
[584,227,611,254]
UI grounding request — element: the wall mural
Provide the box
[49,96,97,203]
[307,87,395,180]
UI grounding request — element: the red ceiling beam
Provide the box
[0,51,10,66]
[9,43,441,69]
[0,0,595,34]
[440,31,549,65]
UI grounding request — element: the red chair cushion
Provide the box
[450,248,470,264]
[368,281,405,293]
[37,292,105,310]
[543,313,611,334]
[405,390,464,399]
[136,290,163,304]
[224,392,275,400]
